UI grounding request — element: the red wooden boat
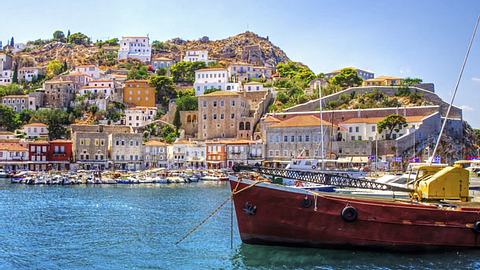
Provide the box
[229,165,480,250]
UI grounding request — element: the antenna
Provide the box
[429,15,480,164]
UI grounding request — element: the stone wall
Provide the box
[283,86,462,119]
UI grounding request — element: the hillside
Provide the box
[12,31,290,69]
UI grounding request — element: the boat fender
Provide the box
[473,221,480,233]
[301,197,313,208]
[243,202,257,216]
[341,206,358,222]
[312,165,317,170]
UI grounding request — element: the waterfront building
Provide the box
[183,49,209,63]
[264,115,333,161]
[362,76,402,86]
[0,142,28,171]
[72,132,109,170]
[152,57,174,70]
[124,106,157,127]
[48,139,73,170]
[143,140,169,169]
[18,67,45,83]
[27,140,49,171]
[110,133,143,170]
[197,91,251,140]
[74,65,100,79]
[22,123,48,139]
[43,80,76,108]
[325,67,374,81]
[205,140,227,169]
[118,36,152,63]
[225,139,263,167]
[123,80,156,107]
[1,94,40,112]
[193,68,240,96]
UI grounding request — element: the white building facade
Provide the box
[74,65,100,79]
[118,36,152,63]
[193,68,240,95]
[184,50,209,63]
[124,107,158,127]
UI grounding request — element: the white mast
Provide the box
[429,16,479,164]
[319,86,325,170]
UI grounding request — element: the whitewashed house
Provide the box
[22,123,48,139]
[193,68,240,95]
[0,70,13,85]
[74,65,100,79]
[124,107,158,127]
[184,50,209,63]
[143,140,169,168]
[152,57,174,70]
[18,67,45,83]
[118,36,152,63]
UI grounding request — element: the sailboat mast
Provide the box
[429,15,480,164]
[319,86,325,170]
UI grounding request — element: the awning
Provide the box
[351,156,369,163]
[337,157,352,163]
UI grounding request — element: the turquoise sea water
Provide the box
[1,180,480,270]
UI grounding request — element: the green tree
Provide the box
[53,30,66,42]
[173,109,181,130]
[160,125,178,143]
[156,68,167,76]
[377,114,408,140]
[149,75,176,106]
[105,102,124,122]
[276,61,316,88]
[46,60,64,78]
[204,88,221,95]
[401,77,423,86]
[0,105,21,131]
[12,64,18,83]
[329,68,363,88]
[67,32,91,45]
[176,95,198,111]
[170,61,206,83]
[31,109,71,140]
[18,109,34,124]
[0,84,23,98]
[127,64,149,80]
[151,40,169,52]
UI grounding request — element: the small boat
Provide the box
[0,169,8,178]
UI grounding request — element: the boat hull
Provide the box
[229,178,480,250]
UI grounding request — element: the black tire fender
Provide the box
[341,206,358,222]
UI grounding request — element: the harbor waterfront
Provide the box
[1,180,480,269]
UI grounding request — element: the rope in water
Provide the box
[175,178,268,246]
[175,196,231,245]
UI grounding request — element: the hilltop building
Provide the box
[123,80,156,107]
[183,49,209,63]
[325,67,374,81]
[118,36,152,63]
[193,68,240,96]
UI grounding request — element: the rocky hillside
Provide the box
[157,31,290,67]
[12,31,290,69]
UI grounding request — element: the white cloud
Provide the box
[460,105,475,112]
[472,77,480,82]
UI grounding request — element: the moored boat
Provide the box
[230,162,480,250]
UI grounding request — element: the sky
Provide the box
[2,0,480,127]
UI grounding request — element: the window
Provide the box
[284,136,288,142]
[349,127,352,133]
[290,136,295,142]
[95,139,99,146]
[305,135,310,142]
[231,100,235,106]
[351,136,355,141]
[298,136,302,142]
[358,136,362,140]
[213,101,217,107]
[213,114,217,120]
[231,113,235,119]
[203,114,207,120]
[371,126,376,132]
[355,127,359,132]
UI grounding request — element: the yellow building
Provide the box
[123,80,156,107]
[362,76,403,87]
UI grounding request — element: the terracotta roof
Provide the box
[50,140,72,144]
[225,139,254,145]
[88,79,113,83]
[264,116,281,123]
[29,140,49,145]
[153,57,173,61]
[145,140,169,146]
[200,91,239,97]
[23,123,48,128]
[2,95,28,98]
[126,106,157,111]
[0,144,27,151]
[341,115,425,124]
[196,67,226,72]
[364,76,402,82]
[270,115,332,128]
[65,71,90,77]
